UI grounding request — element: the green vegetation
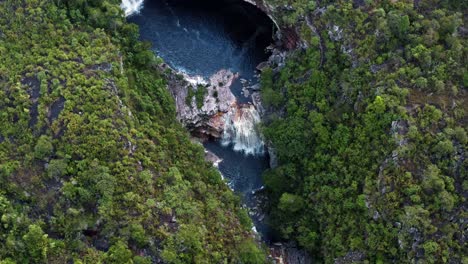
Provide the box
[262,0,466,262]
[0,0,264,262]
[185,85,208,109]
[1,0,466,263]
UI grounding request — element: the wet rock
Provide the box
[164,64,266,155]
[249,83,261,91]
[267,145,278,168]
[256,61,269,71]
[242,0,281,33]
[252,185,265,195]
[222,103,265,155]
[242,86,251,98]
[205,149,222,168]
[251,92,264,116]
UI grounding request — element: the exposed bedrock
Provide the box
[167,67,237,137]
[165,65,265,155]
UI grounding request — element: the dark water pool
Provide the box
[129,0,273,99]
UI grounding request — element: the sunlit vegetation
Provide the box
[0,0,265,262]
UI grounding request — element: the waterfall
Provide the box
[222,104,264,155]
[121,0,144,16]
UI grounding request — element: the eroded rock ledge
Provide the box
[162,64,248,140]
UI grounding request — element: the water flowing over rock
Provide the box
[121,0,144,16]
[164,66,265,155]
[221,104,264,155]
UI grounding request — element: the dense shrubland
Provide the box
[261,0,466,262]
[0,0,265,262]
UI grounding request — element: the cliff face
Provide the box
[243,0,302,50]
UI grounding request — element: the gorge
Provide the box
[1,0,464,262]
[124,0,276,241]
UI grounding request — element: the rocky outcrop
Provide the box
[269,242,312,264]
[163,63,266,155]
[243,0,280,31]
[165,65,238,138]
[242,0,302,50]
[205,149,223,168]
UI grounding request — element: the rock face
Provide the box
[269,242,313,264]
[205,149,223,168]
[242,0,302,50]
[166,67,238,138]
[164,65,265,155]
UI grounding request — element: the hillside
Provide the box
[0,0,264,263]
[260,0,467,263]
[0,0,466,263]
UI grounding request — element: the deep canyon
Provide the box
[124,0,276,241]
[0,0,463,262]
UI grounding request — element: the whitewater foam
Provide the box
[121,0,144,17]
[222,104,264,155]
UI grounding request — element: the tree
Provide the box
[422,165,445,193]
[106,241,133,264]
[387,11,410,39]
[433,139,454,157]
[34,135,53,160]
[278,193,304,213]
[237,240,266,264]
[22,225,49,263]
[422,241,440,262]
[47,159,67,178]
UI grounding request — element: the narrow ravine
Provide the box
[124,0,275,241]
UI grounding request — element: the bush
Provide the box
[34,135,53,160]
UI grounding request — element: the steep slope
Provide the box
[0,0,265,263]
[260,0,466,263]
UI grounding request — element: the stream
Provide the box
[125,0,275,241]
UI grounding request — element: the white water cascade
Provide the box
[121,0,144,16]
[222,104,265,155]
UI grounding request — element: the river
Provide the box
[126,0,274,241]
